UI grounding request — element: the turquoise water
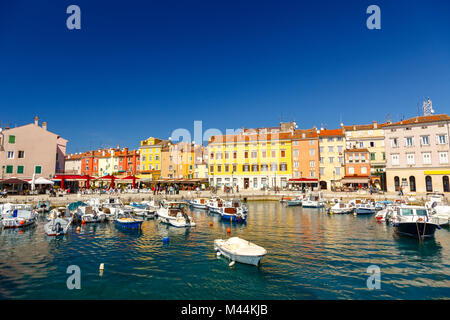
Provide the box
[0,201,449,300]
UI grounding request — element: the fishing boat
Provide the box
[114,212,143,229]
[375,200,392,211]
[45,215,73,236]
[157,201,190,225]
[279,196,292,204]
[80,206,106,223]
[220,207,247,223]
[302,193,325,208]
[349,199,376,215]
[188,198,209,210]
[168,211,196,228]
[214,237,267,266]
[207,197,226,214]
[1,204,37,228]
[48,207,68,220]
[285,196,303,207]
[390,205,440,239]
[35,201,51,214]
[129,202,157,219]
[327,202,354,214]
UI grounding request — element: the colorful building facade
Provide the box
[318,128,346,190]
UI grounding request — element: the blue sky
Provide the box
[0,0,449,153]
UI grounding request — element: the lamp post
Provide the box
[1,165,4,192]
[100,168,103,195]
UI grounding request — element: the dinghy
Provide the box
[214,237,267,266]
[45,216,73,236]
[114,212,143,229]
[168,212,196,228]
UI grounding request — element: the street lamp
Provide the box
[1,165,5,192]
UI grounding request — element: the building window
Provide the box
[243,164,250,172]
[35,166,42,174]
[310,160,315,168]
[6,165,13,174]
[18,151,25,159]
[217,165,222,172]
[348,167,354,174]
[270,163,277,171]
[17,166,24,174]
[334,167,341,176]
[422,152,432,164]
[244,151,249,159]
[280,163,287,171]
[252,151,257,158]
[309,149,315,156]
[233,151,237,159]
[328,157,334,163]
[405,137,414,147]
[409,176,416,192]
[271,150,276,158]
[320,147,324,153]
[370,142,375,147]
[426,176,433,192]
[359,142,364,148]
[439,152,448,164]
[370,153,376,161]
[437,134,448,145]
[361,167,367,175]
[7,151,14,159]
[280,150,286,158]
[8,135,15,144]
[328,146,333,152]
[421,136,430,146]
[209,165,214,172]
[406,153,415,165]
[310,171,315,178]
[391,138,399,148]
[225,164,229,172]
[392,154,400,166]
[251,164,258,172]
[319,167,324,175]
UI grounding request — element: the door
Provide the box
[244,178,249,189]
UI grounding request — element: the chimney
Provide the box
[373,121,377,129]
[353,125,356,130]
[34,116,39,126]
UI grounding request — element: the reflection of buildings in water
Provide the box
[0,227,53,298]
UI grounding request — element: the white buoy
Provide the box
[216,252,221,257]
[229,261,235,267]
[99,263,104,270]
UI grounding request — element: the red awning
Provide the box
[288,178,319,182]
[121,175,139,180]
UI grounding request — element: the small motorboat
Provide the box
[48,207,68,220]
[128,202,157,219]
[35,201,51,214]
[80,206,106,223]
[214,237,267,266]
[350,200,376,215]
[1,206,37,228]
[45,216,73,236]
[229,199,248,214]
[157,201,189,225]
[188,198,209,210]
[279,197,292,204]
[375,200,392,211]
[285,197,302,207]
[168,212,196,228]
[114,212,143,229]
[220,207,247,223]
[426,198,450,227]
[207,197,226,214]
[391,206,440,239]
[327,202,354,214]
[302,193,325,208]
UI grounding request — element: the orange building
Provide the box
[289,129,320,189]
[342,148,371,187]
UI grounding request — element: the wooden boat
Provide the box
[220,207,247,223]
[214,237,267,266]
[188,198,209,210]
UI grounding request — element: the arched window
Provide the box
[426,176,433,192]
[394,176,400,191]
[443,176,450,192]
[409,176,416,192]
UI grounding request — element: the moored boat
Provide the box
[1,204,37,228]
[327,202,354,214]
[391,205,440,239]
[45,216,73,236]
[220,207,247,223]
[188,198,209,210]
[302,193,325,208]
[114,213,143,229]
[168,211,196,228]
[214,237,267,266]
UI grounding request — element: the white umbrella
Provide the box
[34,177,55,185]
[31,174,36,191]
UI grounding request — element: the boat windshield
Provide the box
[416,209,427,216]
[401,209,414,216]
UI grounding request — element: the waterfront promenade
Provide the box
[0,189,444,207]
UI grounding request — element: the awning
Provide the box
[0,178,28,184]
[288,178,318,184]
[340,177,370,184]
[29,177,54,185]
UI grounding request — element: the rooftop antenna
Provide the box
[422,97,435,116]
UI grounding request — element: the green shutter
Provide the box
[35,166,42,174]
[17,166,24,174]
[6,165,13,174]
[8,135,15,144]
[370,153,376,160]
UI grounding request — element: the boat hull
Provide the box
[393,222,438,238]
[355,208,375,215]
[221,213,247,223]
[114,220,143,229]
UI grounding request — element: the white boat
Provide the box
[214,237,267,266]
[207,197,226,214]
[45,216,73,236]
[128,202,157,218]
[48,207,69,220]
[1,204,37,228]
[188,198,209,210]
[168,212,196,228]
[80,206,106,223]
[390,205,440,239]
[157,201,190,225]
[302,193,325,208]
[425,195,450,226]
[327,202,354,214]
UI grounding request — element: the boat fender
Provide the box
[229,261,235,267]
[227,228,231,233]
[216,252,221,257]
[163,237,170,243]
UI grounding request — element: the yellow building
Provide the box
[318,129,346,190]
[207,123,295,190]
[139,137,169,180]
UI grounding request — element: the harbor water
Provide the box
[0,201,449,299]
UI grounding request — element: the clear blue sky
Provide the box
[0,0,449,153]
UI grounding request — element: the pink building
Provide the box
[384,114,450,193]
[0,117,68,180]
